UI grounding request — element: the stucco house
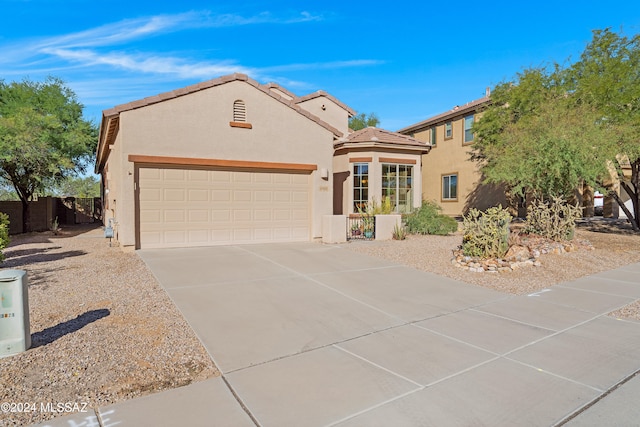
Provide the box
[95,73,427,249]
[398,96,511,217]
[398,95,635,219]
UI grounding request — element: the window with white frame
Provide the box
[382,164,413,213]
[353,163,369,212]
[442,173,458,200]
[464,115,474,144]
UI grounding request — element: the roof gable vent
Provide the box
[233,100,247,122]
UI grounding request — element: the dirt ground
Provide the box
[0,224,218,427]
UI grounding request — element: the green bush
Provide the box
[405,200,458,235]
[525,196,581,241]
[0,212,10,263]
[462,206,512,259]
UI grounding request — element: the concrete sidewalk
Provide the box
[34,244,640,427]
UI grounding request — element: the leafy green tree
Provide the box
[567,29,640,228]
[349,112,380,130]
[50,175,100,198]
[473,29,640,230]
[0,212,9,262]
[0,77,97,232]
[0,178,19,201]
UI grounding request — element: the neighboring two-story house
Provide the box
[398,96,511,217]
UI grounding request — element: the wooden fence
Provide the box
[0,197,101,234]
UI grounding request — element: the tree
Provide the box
[50,175,100,198]
[0,77,97,232]
[473,29,640,230]
[567,29,640,229]
[349,112,380,130]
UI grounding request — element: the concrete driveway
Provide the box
[129,243,640,427]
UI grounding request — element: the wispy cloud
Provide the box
[43,48,254,79]
[1,9,382,118]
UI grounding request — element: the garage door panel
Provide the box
[140,210,161,223]
[274,191,291,202]
[188,210,209,222]
[212,189,231,202]
[234,191,252,202]
[140,188,162,202]
[188,230,209,242]
[212,210,231,222]
[234,210,251,221]
[212,171,232,182]
[254,209,272,221]
[140,168,162,180]
[139,167,311,248]
[292,209,308,220]
[212,229,232,242]
[164,210,185,222]
[164,169,186,180]
[292,191,308,202]
[254,191,272,202]
[234,173,252,183]
[164,189,185,201]
[188,189,209,201]
[188,169,209,181]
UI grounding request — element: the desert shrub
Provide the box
[392,223,407,240]
[462,205,512,259]
[358,197,394,216]
[525,196,581,241]
[0,212,9,263]
[405,200,458,235]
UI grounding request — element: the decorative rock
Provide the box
[450,236,592,273]
[504,245,531,262]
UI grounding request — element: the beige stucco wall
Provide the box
[297,96,350,137]
[415,116,508,217]
[333,149,423,215]
[104,80,335,247]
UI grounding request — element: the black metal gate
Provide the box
[347,214,375,240]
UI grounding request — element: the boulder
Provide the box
[504,245,531,262]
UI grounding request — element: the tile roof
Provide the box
[397,96,491,134]
[335,127,430,151]
[295,90,357,116]
[96,73,351,172]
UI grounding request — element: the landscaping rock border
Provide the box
[451,237,594,273]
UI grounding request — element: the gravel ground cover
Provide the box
[0,225,218,427]
[344,219,640,320]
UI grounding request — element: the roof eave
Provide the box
[397,97,492,134]
[334,141,431,154]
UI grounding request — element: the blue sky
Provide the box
[1,0,639,131]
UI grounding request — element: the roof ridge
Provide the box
[295,90,356,116]
[397,95,491,134]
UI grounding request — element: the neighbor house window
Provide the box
[444,122,453,139]
[382,164,413,213]
[353,163,369,212]
[464,115,474,144]
[442,173,458,201]
[430,127,437,146]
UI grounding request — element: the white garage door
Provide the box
[138,167,311,248]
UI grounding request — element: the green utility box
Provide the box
[0,270,31,357]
